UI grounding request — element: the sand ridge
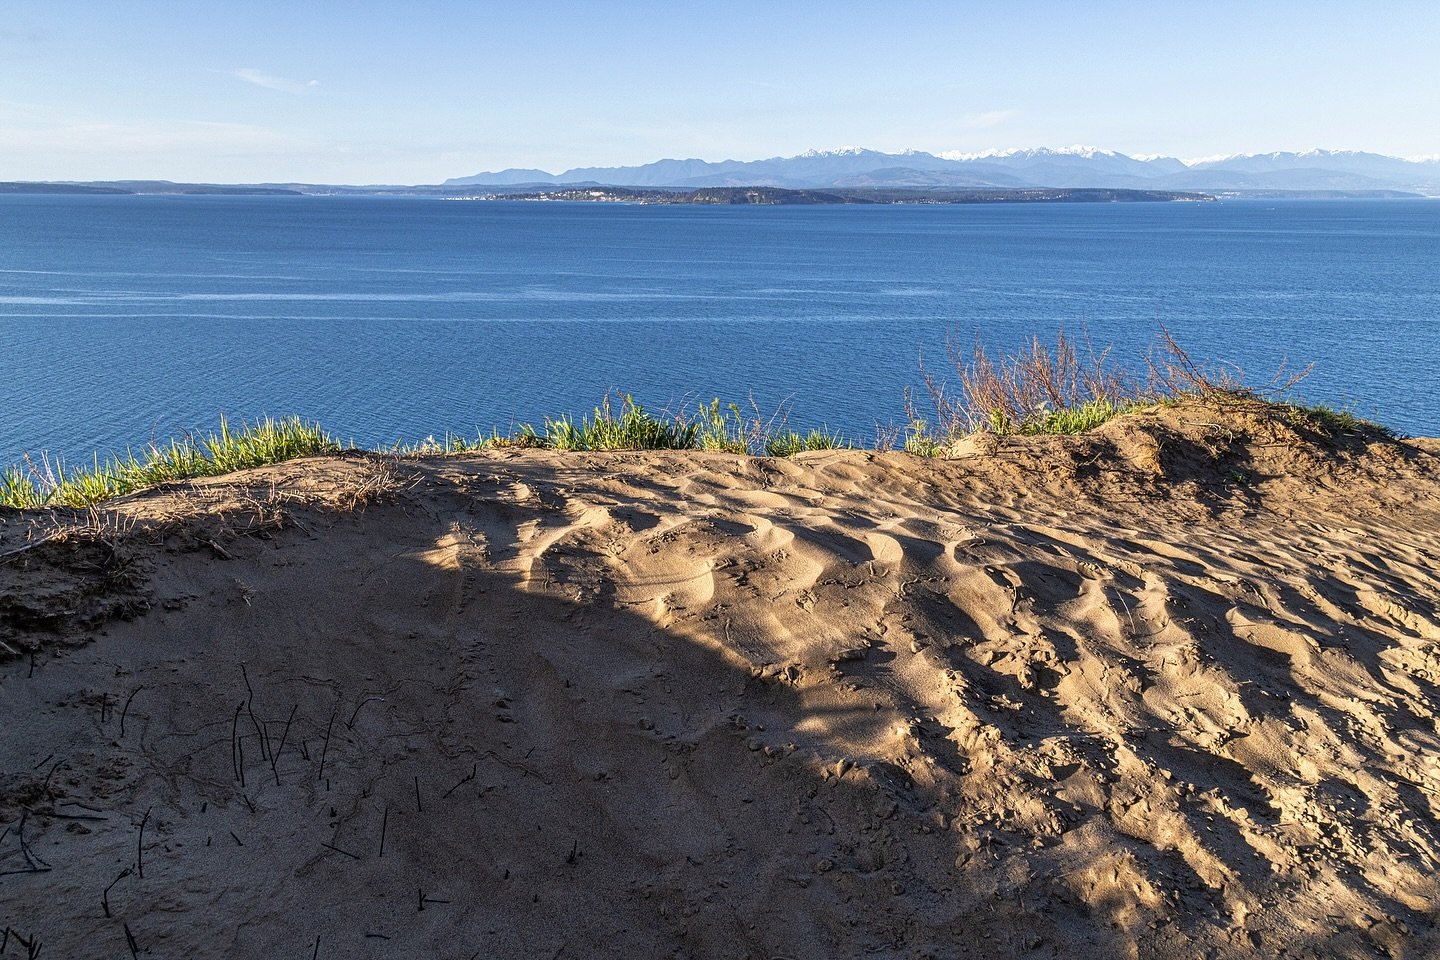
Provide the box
[2,404,1439,958]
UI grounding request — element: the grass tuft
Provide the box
[1,416,340,509]
[764,428,851,457]
[1019,397,1136,436]
[542,395,699,451]
[1277,402,1399,441]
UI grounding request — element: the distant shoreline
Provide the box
[446,186,1216,205]
[4,180,1433,202]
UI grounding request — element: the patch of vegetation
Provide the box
[1,416,340,509]
[901,324,1359,454]
[2,332,1404,509]
[764,428,851,457]
[1018,397,1137,436]
[905,327,1147,452]
[1277,402,1399,441]
[541,395,699,452]
[689,398,751,454]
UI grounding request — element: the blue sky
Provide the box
[2,0,1437,183]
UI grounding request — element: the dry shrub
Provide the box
[1144,325,1312,401]
[914,327,1144,438]
[910,324,1316,447]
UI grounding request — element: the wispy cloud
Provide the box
[0,119,301,156]
[958,110,1019,130]
[0,28,47,44]
[231,69,319,94]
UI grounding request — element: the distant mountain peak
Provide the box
[443,146,1440,194]
[797,146,876,158]
[937,145,1122,161]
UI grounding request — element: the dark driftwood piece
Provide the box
[102,867,132,918]
[40,755,68,798]
[136,807,151,878]
[271,704,298,785]
[119,686,145,738]
[441,764,477,800]
[231,701,244,784]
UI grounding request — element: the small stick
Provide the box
[317,705,337,782]
[231,702,243,782]
[347,695,383,729]
[229,831,243,846]
[29,651,36,678]
[418,891,450,911]
[137,807,151,878]
[119,685,144,738]
[237,732,246,789]
[379,807,389,858]
[30,753,54,771]
[441,764,477,800]
[43,809,106,822]
[247,701,267,762]
[41,755,68,798]
[17,811,51,872]
[102,867,133,918]
[0,532,58,561]
[312,935,320,960]
[57,800,103,813]
[270,704,298,786]
[241,664,268,761]
[124,923,140,960]
[414,776,422,814]
[319,841,359,860]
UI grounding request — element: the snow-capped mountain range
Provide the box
[446,147,1440,194]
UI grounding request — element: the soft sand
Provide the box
[2,402,1439,958]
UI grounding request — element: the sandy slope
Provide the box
[2,402,1439,959]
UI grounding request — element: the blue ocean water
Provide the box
[1,195,1437,467]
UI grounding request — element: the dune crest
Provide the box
[2,404,1439,958]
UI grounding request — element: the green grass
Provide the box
[1,416,340,509]
[690,398,750,454]
[1278,402,1399,441]
[0,356,1405,508]
[541,395,699,451]
[0,397,851,509]
[764,428,852,457]
[1018,397,1140,436]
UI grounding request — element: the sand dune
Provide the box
[2,402,1439,958]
